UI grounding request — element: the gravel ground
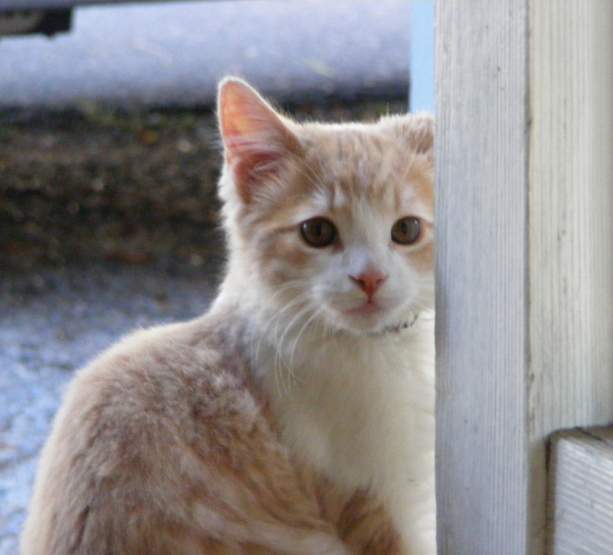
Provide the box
[0,99,406,553]
[0,263,218,554]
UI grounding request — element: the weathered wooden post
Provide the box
[434,1,613,554]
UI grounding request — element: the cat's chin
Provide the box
[326,305,407,336]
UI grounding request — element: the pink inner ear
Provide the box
[227,143,280,201]
[219,80,299,202]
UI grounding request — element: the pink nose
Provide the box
[349,270,388,299]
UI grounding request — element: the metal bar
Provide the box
[0,0,228,13]
[0,8,71,35]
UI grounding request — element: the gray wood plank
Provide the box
[529,2,613,550]
[435,1,530,553]
[435,1,613,554]
[549,428,613,554]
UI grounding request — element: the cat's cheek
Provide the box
[256,237,314,286]
[403,242,434,273]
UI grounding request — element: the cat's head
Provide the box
[217,78,434,337]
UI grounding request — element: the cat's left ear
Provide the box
[218,78,300,203]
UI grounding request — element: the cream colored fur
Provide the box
[21,77,435,555]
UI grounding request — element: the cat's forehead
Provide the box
[302,125,397,177]
[296,124,431,213]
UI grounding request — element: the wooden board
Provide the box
[529,2,613,550]
[435,1,613,553]
[435,1,530,553]
[549,428,613,554]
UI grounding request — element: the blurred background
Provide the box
[0,1,433,551]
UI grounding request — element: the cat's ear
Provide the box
[218,78,300,202]
[385,113,434,160]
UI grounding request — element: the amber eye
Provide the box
[391,216,421,245]
[300,218,337,248]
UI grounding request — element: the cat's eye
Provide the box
[391,216,422,245]
[300,218,337,248]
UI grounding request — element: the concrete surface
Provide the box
[0,0,411,109]
[0,263,218,554]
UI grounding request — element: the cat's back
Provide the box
[39,315,260,469]
[21,315,272,555]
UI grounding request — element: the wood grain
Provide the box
[529,2,613,551]
[549,428,613,555]
[435,1,530,553]
[435,1,613,554]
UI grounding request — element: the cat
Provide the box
[21,77,435,555]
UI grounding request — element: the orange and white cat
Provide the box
[21,78,435,555]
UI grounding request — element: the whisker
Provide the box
[273,304,312,393]
[287,306,325,373]
[251,291,310,367]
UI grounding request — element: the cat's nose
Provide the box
[349,270,388,299]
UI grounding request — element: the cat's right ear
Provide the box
[382,113,434,162]
[218,78,300,203]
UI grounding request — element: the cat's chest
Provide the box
[260,336,434,493]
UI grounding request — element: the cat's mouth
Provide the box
[327,295,413,335]
[343,301,382,317]
[331,298,398,333]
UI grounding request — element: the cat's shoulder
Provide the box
[59,313,259,437]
